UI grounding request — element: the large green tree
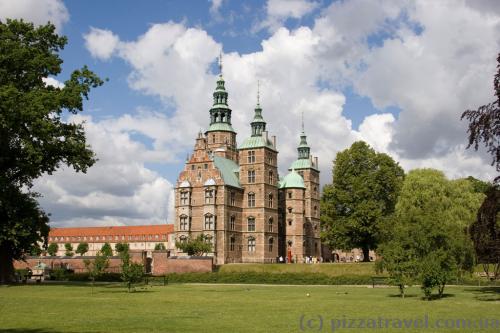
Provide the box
[321,141,405,261]
[0,19,103,283]
[377,169,484,299]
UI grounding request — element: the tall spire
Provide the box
[251,80,266,137]
[297,112,310,159]
[206,50,235,133]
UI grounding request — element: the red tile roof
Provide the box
[49,224,174,238]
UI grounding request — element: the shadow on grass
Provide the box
[387,293,419,298]
[0,329,77,333]
[422,293,455,301]
[467,286,500,302]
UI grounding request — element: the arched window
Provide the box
[248,192,255,207]
[269,170,274,184]
[230,237,235,251]
[179,235,187,245]
[248,237,256,252]
[204,214,214,230]
[268,237,274,252]
[288,220,292,226]
[247,217,255,232]
[268,218,273,232]
[179,215,188,231]
[230,216,235,230]
[288,207,292,214]
[268,193,273,208]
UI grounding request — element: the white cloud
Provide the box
[0,0,69,31]
[258,0,319,32]
[42,77,65,89]
[34,113,175,227]
[209,0,224,21]
[83,27,120,60]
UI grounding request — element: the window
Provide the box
[247,170,255,183]
[268,238,274,252]
[248,237,256,252]
[248,217,256,231]
[205,189,214,204]
[288,192,292,199]
[314,205,318,216]
[230,216,235,230]
[268,194,273,208]
[230,191,235,206]
[247,150,255,163]
[204,214,214,230]
[269,171,274,184]
[268,218,273,232]
[288,220,292,226]
[180,191,189,205]
[204,163,208,169]
[205,235,213,245]
[288,207,292,213]
[212,135,216,143]
[191,165,195,170]
[179,236,187,245]
[230,237,235,251]
[248,193,255,207]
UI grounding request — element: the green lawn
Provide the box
[218,262,382,276]
[0,283,499,332]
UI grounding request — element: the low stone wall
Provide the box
[153,255,213,275]
[14,250,145,274]
[15,252,213,275]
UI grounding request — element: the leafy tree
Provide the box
[377,169,484,299]
[101,242,113,257]
[154,243,166,251]
[466,176,493,194]
[115,242,129,254]
[76,242,89,256]
[47,243,58,256]
[119,246,143,292]
[175,234,212,256]
[321,141,405,261]
[461,53,500,184]
[470,186,500,279]
[0,19,103,283]
[84,251,109,294]
[64,243,73,257]
[30,245,42,256]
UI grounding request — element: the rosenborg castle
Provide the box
[174,70,321,265]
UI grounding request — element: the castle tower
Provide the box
[289,121,321,258]
[238,85,279,263]
[205,57,238,162]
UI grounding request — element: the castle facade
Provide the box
[174,71,321,265]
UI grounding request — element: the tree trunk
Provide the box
[438,284,445,298]
[0,244,15,284]
[362,246,370,262]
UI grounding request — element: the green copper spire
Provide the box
[297,112,310,159]
[207,52,235,133]
[251,80,266,136]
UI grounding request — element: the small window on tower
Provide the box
[204,163,208,169]
[212,135,216,143]
[288,192,292,199]
[248,151,255,163]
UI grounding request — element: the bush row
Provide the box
[158,272,375,285]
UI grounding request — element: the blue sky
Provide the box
[1,0,498,227]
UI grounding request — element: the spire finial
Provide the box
[218,51,223,76]
[257,80,260,106]
[301,110,305,132]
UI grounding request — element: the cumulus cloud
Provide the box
[0,0,69,31]
[83,27,120,60]
[258,0,319,32]
[34,113,175,227]
[68,0,499,228]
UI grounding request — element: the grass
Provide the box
[218,262,382,276]
[0,283,499,332]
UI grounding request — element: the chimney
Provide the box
[314,156,318,168]
[272,135,276,148]
[262,130,268,141]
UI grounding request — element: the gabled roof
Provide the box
[213,156,242,188]
[49,224,174,238]
[238,136,276,151]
